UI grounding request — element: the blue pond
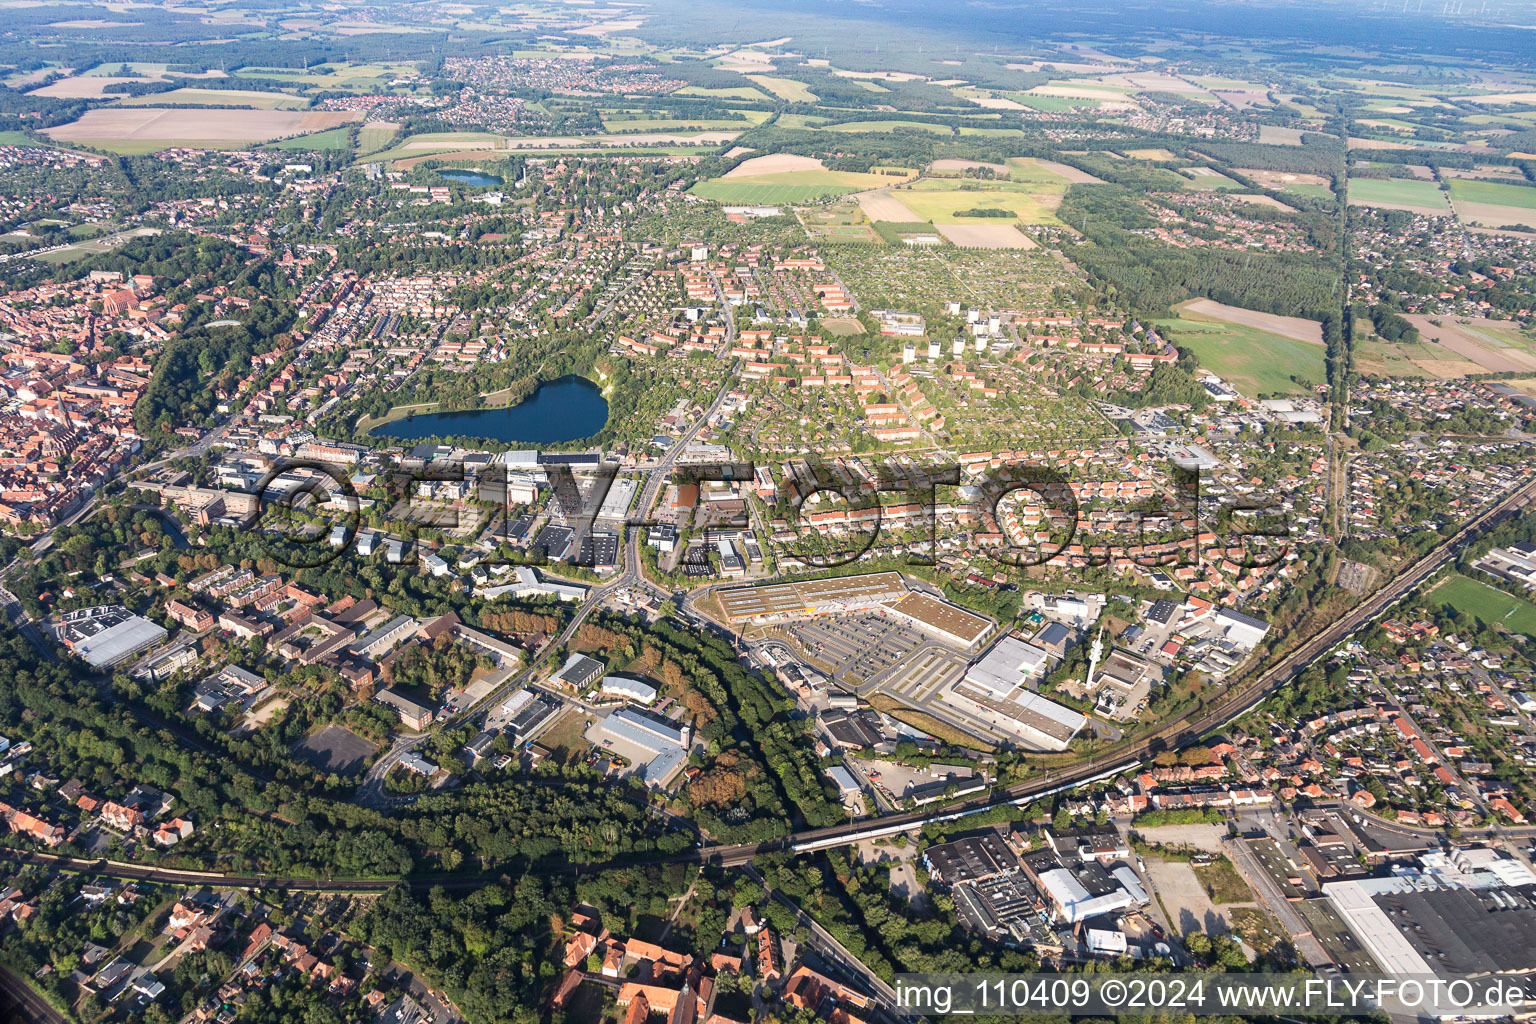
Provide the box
[373,375,609,445]
[438,168,503,187]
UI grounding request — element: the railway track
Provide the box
[3,476,1530,896]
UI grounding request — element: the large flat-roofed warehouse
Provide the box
[886,592,992,648]
[966,635,1052,694]
[1325,849,1536,978]
[587,708,691,787]
[942,684,1087,751]
[716,571,908,624]
[56,606,168,669]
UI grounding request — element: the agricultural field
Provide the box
[674,85,767,100]
[114,88,308,109]
[1402,316,1536,373]
[693,156,911,204]
[234,61,423,92]
[1181,166,1243,190]
[1156,314,1327,396]
[746,75,816,101]
[692,179,861,204]
[357,120,401,154]
[1006,92,1102,112]
[1347,176,1450,214]
[1430,575,1536,640]
[266,127,354,151]
[1177,299,1323,344]
[1447,177,1536,229]
[42,107,359,153]
[825,119,954,135]
[891,185,1061,225]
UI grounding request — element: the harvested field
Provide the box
[929,158,1008,176]
[1404,315,1536,373]
[856,188,921,222]
[1231,193,1296,210]
[397,131,735,153]
[937,223,1037,248]
[1454,201,1536,231]
[1178,299,1323,344]
[960,92,1026,110]
[1466,91,1536,105]
[116,88,306,109]
[29,75,155,98]
[1034,159,1103,183]
[725,153,823,177]
[1258,125,1307,145]
[44,108,357,147]
[1238,168,1330,190]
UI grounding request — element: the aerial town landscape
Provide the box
[0,0,1535,1021]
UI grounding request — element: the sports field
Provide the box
[1347,177,1449,213]
[1156,315,1327,396]
[1431,575,1536,639]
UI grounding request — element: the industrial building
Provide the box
[600,676,658,704]
[1324,848,1536,978]
[485,688,564,745]
[715,572,908,624]
[886,591,993,648]
[587,708,691,787]
[967,635,1053,694]
[56,606,168,669]
[553,653,605,690]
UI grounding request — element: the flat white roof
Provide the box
[1324,878,1434,975]
[966,635,1051,699]
[75,616,167,668]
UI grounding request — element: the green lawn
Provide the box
[1156,315,1327,396]
[1446,178,1536,209]
[1347,177,1449,211]
[1432,575,1536,639]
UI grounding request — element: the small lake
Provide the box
[372,375,609,445]
[438,168,502,187]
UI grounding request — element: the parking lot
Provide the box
[779,612,927,686]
